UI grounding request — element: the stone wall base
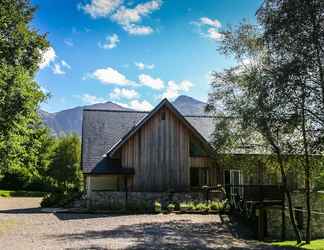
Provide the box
[267,192,324,240]
[87,191,223,210]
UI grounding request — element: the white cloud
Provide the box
[138,74,164,90]
[134,62,155,70]
[111,0,162,25]
[61,60,71,69]
[193,16,223,41]
[52,60,71,75]
[110,88,139,99]
[206,28,223,41]
[39,47,56,69]
[52,64,65,75]
[129,99,153,111]
[80,0,122,18]
[91,67,131,85]
[81,0,162,36]
[199,17,221,28]
[117,99,153,111]
[162,80,193,100]
[99,33,120,49]
[64,38,74,47]
[79,94,105,104]
[122,24,153,35]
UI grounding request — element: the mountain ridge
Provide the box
[40,95,208,135]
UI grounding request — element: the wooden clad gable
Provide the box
[120,106,191,191]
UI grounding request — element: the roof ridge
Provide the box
[83,109,149,113]
[184,115,216,118]
[83,109,218,117]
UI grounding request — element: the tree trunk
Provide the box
[310,0,324,107]
[263,125,303,243]
[301,87,312,243]
[277,153,303,244]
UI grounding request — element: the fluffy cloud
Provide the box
[99,33,120,49]
[64,38,74,47]
[111,1,161,25]
[91,67,131,85]
[138,74,164,90]
[193,16,223,41]
[80,0,162,35]
[134,62,155,70]
[122,24,153,35]
[52,64,65,75]
[39,47,71,75]
[117,99,153,111]
[79,94,105,104]
[206,28,223,41]
[52,60,71,75]
[110,88,139,99]
[61,60,71,69]
[162,80,193,100]
[80,0,122,18]
[39,47,56,69]
[199,17,221,28]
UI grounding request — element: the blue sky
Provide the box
[32,0,262,112]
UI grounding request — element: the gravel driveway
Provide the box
[0,198,285,250]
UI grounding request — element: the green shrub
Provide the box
[154,201,162,213]
[167,203,175,212]
[209,201,225,212]
[180,202,195,211]
[195,202,209,211]
[41,191,81,208]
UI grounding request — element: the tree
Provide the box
[206,22,303,242]
[47,134,82,193]
[0,0,49,183]
[257,0,324,242]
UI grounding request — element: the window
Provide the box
[190,168,208,187]
[190,138,207,157]
[161,111,166,120]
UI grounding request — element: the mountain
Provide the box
[40,102,131,135]
[40,95,208,136]
[172,95,207,116]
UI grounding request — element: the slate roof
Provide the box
[82,107,216,174]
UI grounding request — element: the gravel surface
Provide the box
[0,198,285,250]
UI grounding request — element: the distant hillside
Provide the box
[172,95,207,116]
[40,102,131,135]
[40,95,208,135]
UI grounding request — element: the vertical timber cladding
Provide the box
[121,106,191,191]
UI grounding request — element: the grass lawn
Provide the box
[272,240,324,250]
[0,190,45,197]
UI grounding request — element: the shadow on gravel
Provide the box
[54,212,145,220]
[49,218,291,250]
[0,207,43,214]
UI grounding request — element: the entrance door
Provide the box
[230,170,243,197]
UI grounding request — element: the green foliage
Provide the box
[209,201,225,211]
[167,203,175,212]
[41,191,82,208]
[0,0,48,72]
[272,240,324,250]
[0,0,51,191]
[195,202,208,211]
[154,201,162,213]
[0,189,44,197]
[314,172,324,191]
[46,134,82,193]
[180,201,195,211]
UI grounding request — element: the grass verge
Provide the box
[272,240,324,250]
[0,190,45,197]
